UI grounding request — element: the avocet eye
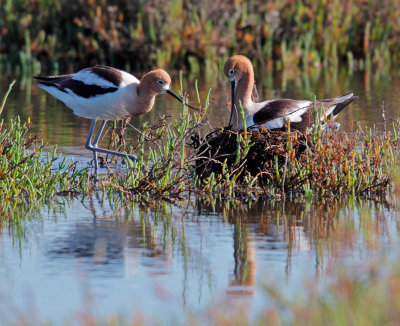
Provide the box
[158,80,165,85]
[228,69,234,76]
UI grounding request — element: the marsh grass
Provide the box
[1,0,399,73]
[0,83,91,217]
[96,103,397,203]
[190,104,397,199]
[0,117,90,200]
[0,78,398,208]
[100,89,211,203]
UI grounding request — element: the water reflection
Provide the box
[229,222,256,297]
[197,197,398,278]
[0,194,396,323]
[42,196,399,278]
[47,220,126,266]
[45,201,175,270]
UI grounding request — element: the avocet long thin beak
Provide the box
[166,89,199,111]
[228,80,236,127]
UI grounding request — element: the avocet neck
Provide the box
[232,72,255,129]
[135,83,157,115]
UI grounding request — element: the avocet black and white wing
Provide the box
[251,99,312,130]
[34,66,139,120]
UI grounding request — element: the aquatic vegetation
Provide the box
[1,76,399,207]
[0,83,90,217]
[99,106,397,202]
[190,102,396,199]
[102,87,211,203]
[0,0,399,73]
[0,116,90,201]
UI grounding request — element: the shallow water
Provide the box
[1,197,400,324]
[1,67,400,324]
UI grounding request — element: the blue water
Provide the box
[0,196,399,324]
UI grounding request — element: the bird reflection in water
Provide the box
[46,200,170,273]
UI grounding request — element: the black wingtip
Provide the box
[33,75,46,81]
[332,94,358,117]
[36,81,57,87]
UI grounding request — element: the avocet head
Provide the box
[140,69,199,110]
[141,69,172,95]
[223,55,253,83]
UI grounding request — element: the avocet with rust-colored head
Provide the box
[35,66,198,173]
[223,55,357,131]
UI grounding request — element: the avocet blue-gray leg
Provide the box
[85,120,98,172]
[92,120,106,147]
[91,120,106,173]
[85,119,138,173]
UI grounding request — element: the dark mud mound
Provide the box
[193,127,309,179]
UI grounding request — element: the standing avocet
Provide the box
[35,66,198,173]
[223,55,357,131]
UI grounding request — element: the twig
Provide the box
[381,101,386,133]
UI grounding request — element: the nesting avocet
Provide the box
[223,55,357,131]
[35,66,198,173]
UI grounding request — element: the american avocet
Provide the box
[224,55,357,132]
[35,66,198,173]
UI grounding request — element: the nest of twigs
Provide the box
[192,126,310,180]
